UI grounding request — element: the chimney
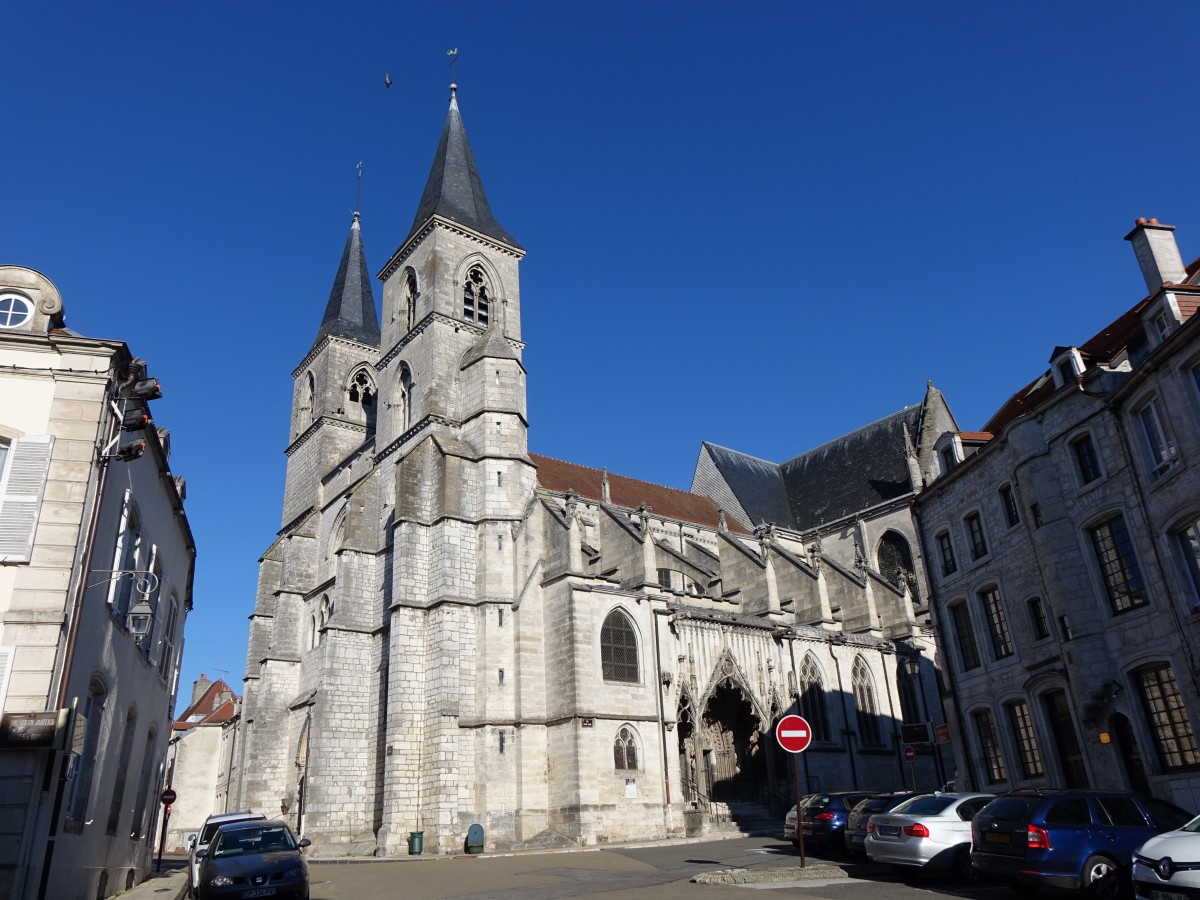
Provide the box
[1125,218,1186,293]
[191,673,211,706]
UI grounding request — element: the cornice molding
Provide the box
[378,216,524,282]
[290,333,380,380]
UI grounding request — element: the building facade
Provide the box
[914,219,1200,812]
[0,266,194,899]
[232,89,954,856]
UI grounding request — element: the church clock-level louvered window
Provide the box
[463,266,490,327]
[600,609,639,683]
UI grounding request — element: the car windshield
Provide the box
[894,795,953,815]
[1179,814,1200,833]
[213,826,295,857]
[200,816,262,844]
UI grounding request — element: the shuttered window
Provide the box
[0,435,54,563]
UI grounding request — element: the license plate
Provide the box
[986,832,1011,844]
[242,889,276,899]
[1149,892,1189,900]
[879,825,900,837]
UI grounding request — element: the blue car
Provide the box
[971,790,1192,899]
[798,791,872,854]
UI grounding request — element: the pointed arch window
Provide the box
[614,726,639,770]
[398,364,414,432]
[877,531,919,602]
[302,371,315,431]
[852,657,884,747]
[600,609,639,683]
[798,654,830,742]
[404,268,418,333]
[463,266,490,327]
[346,368,376,430]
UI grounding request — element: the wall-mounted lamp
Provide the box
[902,656,922,678]
[127,598,155,646]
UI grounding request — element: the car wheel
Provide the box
[1082,855,1120,900]
[953,846,979,883]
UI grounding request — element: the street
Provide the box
[305,836,1020,900]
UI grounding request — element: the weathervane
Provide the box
[355,160,363,215]
[448,48,459,85]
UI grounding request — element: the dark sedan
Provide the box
[196,819,311,900]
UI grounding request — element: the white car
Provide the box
[865,792,993,880]
[188,810,266,896]
[1133,814,1200,900]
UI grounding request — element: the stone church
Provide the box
[232,87,956,855]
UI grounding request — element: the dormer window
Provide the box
[934,433,962,477]
[1050,347,1084,389]
[1144,293,1183,347]
[0,293,32,329]
[463,266,490,327]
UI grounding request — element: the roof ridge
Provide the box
[783,404,918,467]
[701,441,782,468]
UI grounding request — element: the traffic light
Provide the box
[115,439,146,462]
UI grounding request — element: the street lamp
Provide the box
[127,598,154,645]
[902,655,922,678]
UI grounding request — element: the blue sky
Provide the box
[4,2,1198,708]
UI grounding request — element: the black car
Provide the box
[971,790,1192,899]
[844,792,923,856]
[799,791,873,853]
[196,819,311,900]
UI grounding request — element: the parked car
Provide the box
[845,792,922,856]
[864,792,993,879]
[783,794,817,846]
[195,819,311,900]
[190,811,267,897]
[798,791,872,853]
[971,790,1192,899]
[1133,813,1200,900]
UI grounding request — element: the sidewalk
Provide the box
[116,866,188,900]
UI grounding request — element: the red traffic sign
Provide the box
[775,715,813,753]
[904,745,917,763]
[160,789,177,805]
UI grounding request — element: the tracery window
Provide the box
[398,364,414,432]
[852,657,883,747]
[614,726,639,770]
[346,369,376,429]
[463,266,490,326]
[798,654,830,741]
[877,531,919,602]
[600,609,639,683]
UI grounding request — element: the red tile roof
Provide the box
[959,431,994,442]
[173,677,239,730]
[530,453,746,532]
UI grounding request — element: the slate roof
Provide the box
[531,453,746,533]
[696,444,793,526]
[313,214,380,349]
[403,92,520,250]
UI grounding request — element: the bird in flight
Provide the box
[384,72,392,88]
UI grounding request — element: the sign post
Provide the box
[776,714,813,868]
[156,789,176,872]
[904,745,917,790]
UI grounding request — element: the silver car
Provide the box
[1133,814,1200,900]
[189,810,266,897]
[865,792,993,880]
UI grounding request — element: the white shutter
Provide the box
[0,435,54,563]
[107,489,132,608]
[0,646,13,712]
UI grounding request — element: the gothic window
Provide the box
[798,654,830,741]
[1135,664,1200,771]
[979,586,1013,659]
[404,268,418,333]
[1089,515,1147,614]
[1005,699,1044,778]
[852,657,883,747]
[972,708,1008,784]
[346,369,376,429]
[614,726,639,770]
[600,609,639,683]
[463,266,490,327]
[302,371,315,431]
[876,531,919,602]
[398,364,414,432]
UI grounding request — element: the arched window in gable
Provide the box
[346,368,376,430]
[600,609,639,683]
[852,657,884,747]
[463,266,490,327]
[614,726,639,770]
[877,531,919,603]
[798,653,830,741]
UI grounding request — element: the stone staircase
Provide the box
[709,801,783,838]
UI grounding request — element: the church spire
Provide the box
[314,212,381,349]
[402,85,520,250]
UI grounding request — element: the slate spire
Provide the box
[403,85,520,250]
[314,212,381,349]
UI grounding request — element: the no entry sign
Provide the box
[775,714,813,753]
[160,789,176,805]
[904,745,917,763]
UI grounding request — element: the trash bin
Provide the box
[407,831,424,855]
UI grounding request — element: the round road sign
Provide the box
[160,789,177,805]
[775,714,813,753]
[903,745,916,763]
